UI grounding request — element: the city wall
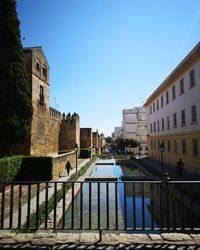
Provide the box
[52,151,76,180]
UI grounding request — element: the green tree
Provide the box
[114,137,125,154]
[0,0,32,155]
[125,138,138,148]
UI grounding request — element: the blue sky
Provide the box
[16,0,200,136]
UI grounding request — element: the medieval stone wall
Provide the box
[80,128,93,148]
[92,132,99,147]
[52,151,76,180]
[59,113,80,151]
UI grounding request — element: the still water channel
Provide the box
[58,159,159,231]
[58,159,200,232]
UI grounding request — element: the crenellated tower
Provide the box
[59,112,80,151]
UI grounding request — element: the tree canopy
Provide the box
[0,0,32,155]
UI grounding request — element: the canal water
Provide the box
[58,159,160,231]
[58,159,200,232]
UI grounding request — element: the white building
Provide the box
[144,42,200,174]
[122,107,148,154]
[112,126,122,139]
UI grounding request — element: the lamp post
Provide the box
[75,143,78,173]
[138,142,141,159]
[159,142,164,174]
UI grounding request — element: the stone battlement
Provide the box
[49,107,61,120]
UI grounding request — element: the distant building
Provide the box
[144,42,200,174]
[122,107,148,154]
[112,126,122,139]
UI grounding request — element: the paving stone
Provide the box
[79,232,99,243]
[161,233,192,241]
[31,237,60,245]
[0,237,17,244]
[119,233,150,243]
[102,233,121,244]
[0,232,16,239]
[190,234,200,243]
[148,234,163,241]
[33,231,55,239]
[56,233,80,243]
[14,233,34,242]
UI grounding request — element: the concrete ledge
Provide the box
[0,232,200,245]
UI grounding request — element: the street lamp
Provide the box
[75,143,78,173]
[159,142,165,174]
[138,142,141,159]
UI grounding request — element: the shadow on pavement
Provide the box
[0,242,200,249]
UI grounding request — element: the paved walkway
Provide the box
[135,157,200,181]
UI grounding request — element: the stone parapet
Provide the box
[52,151,76,180]
[0,232,200,246]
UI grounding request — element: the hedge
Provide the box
[0,155,53,182]
[15,156,53,181]
[79,148,91,158]
[0,155,24,182]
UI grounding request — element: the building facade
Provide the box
[144,42,200,174]
[122,107,148,154]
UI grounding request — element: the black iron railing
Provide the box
[0,180,200,233]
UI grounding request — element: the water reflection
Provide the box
[58,161,200,231]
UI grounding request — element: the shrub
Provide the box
[0,155,53,182]
[0,155,24,182]
[15,156,53,181]
[79,148,90,158]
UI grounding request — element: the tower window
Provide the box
[35,59,41,72]
[39,85,44,104]
[42,65,47,79]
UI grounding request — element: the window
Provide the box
[167,116,170,129]
[158,140,160,149]
[42,65,47,78]
[174,140,177,153]
[181,110,186,126]
[190,69,195,88]
[173,113,177,128]
[153,102,155,113]
[153,122,156,132]
[191,105,197,123]
[166,91,169,104]
[180,78,184,94]
[172,85,176,99]
[182,139,187,154]
[150,123,152,133]
[157,120,160,131]
[157,99,159,110]
[162,118,165,130]
[167,140,171,151]
[35,59,41,72]
[192,139,198,156]
[154,140,156,150]
[161,95,164,107]
[150,106,152,115]
[39,85,44,104]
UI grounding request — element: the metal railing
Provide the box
[0,180,200,233]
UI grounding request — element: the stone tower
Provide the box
[80,128,93,148]
[22,47,61,156]
[59,112,80,151]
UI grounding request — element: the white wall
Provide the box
[149,60,200,136]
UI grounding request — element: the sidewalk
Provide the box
[138,157,200,181]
